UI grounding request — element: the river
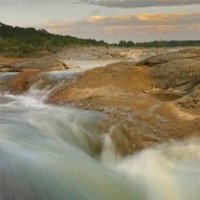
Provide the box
[0,60,200,200]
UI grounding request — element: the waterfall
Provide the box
[100,134,118,165]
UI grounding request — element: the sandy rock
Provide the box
[49,62,153,104]
[0,55,67,72]
[7,70,40,94]
[47,48,200,155]
[139,48,200,66]
[2,47,200,156]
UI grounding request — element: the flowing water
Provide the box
[1,65,200,199]
[61,60,120,71]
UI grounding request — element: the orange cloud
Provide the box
[38,12,200,42]
[87,16,106,23]
[82,13,200,26]
[189,24,200,31]
[136,13,184,21]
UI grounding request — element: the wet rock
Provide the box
[0,72,18,92]
[7,70,40,94]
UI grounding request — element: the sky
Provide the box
[0,0,200,42]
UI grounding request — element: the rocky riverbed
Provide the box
[1,46,200,156]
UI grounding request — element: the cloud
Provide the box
[42,13,200,31]
[40,13,200,42]
[1,0,199,7]
[77,13,200,26]
[79,0,200,8]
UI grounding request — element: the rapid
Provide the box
[0,61,200,200]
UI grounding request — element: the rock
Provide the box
[2,47,200,156]
[48,62,153,104]
[176,83,200,114]
[0,55,67,72]
[139,48,200,66]
[7,70,40,94]
[147,58,200,90]
[47,48,200,155]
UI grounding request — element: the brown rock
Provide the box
[7,70,40,94]
[47,48,200,155]
[0,55,67,72]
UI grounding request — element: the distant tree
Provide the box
[118,40,134,47]
[0,21,200,56]
[119,40,126,47]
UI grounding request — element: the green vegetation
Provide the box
[0,22,200,56]
[119,40,200,48]
[118,40,200,48]
[0,22,108,56]
[118,40,135,47]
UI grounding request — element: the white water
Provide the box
[120,141,200,200]
[26,59,115,101]
[1,70,200,199]
[62,60,120,72]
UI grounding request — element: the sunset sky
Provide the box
[0,0,200,42]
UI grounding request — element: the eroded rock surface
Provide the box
[0,55,67,72]
[1,48,200,156]
[7,70,40,94]
[48,48,200,155]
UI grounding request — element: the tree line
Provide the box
[117,40,200,48]
[0,22,107,56]
[0,22,200,56]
